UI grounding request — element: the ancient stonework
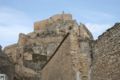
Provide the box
[0,45,15,80]
[0,13,120,80]
[91,23,120,80]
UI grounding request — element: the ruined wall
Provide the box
[91,23,120,80]
[0,46,15,80]
[2,13,120,80]
[41,34,75,80]
[3,13,73,80]
[34,13,72,31]
[41,23,93,80]
[4,32,63,80]
[66,24,93,80]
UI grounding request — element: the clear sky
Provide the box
[0,0,120,47]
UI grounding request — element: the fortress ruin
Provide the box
[0,13,120,80]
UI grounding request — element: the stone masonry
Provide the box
[0,13,120,80]
[0,46,15,80]
[91,23,120,80]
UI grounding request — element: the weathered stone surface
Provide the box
[91,23,120,80]
[3,13,76,80]
[4,44,17,63]
[0,45,15,80]
[34,13,72,32]
[18,33,29,46]
[79,23,93,40]
[1,13,120,80]
[69,26,93,80]
[41,34,75,80]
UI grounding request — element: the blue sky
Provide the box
[0,0,120,47]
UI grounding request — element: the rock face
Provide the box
[1,13,120,80]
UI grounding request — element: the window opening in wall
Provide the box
[0,74,8,80]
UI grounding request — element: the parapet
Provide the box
[34,13,72,31]
[34,19,49,32]
[50,13,72,21]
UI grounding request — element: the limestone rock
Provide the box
[91,23,120,80]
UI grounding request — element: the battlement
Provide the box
[34,13,72,31]
[50,13,72,21]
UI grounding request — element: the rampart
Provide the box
[91,23,120,80]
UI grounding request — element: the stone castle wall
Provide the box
[0,47,15,80]
[0,13,120,80]
[41,34,76,80]
[3,13,74,80]
[34,14,72,31]
[91,23,120,80]
[41,23,93,80]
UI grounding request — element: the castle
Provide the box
[0,13,120,80]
